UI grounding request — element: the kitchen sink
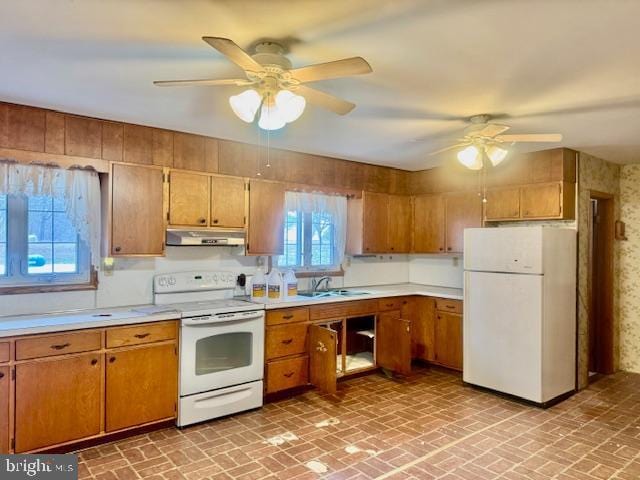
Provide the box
[298,289,369,298]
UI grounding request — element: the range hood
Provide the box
[166,229,245,246]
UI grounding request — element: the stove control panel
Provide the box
[154,271,237,293]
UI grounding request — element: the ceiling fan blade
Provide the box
[153,78,252,87]
[290,57,372,83]
[427,143,470,156]
[295,85,355,115]
[495,133,563,142]
[202,37,265,73]
[478,123,510,137]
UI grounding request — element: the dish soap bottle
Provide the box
[250,267,267,301]
[284,269,298,298]
[267,267,283,301]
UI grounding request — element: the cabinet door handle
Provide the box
[447,247,452,251]
[283,372,294,378]
[134,333,150,339]
[439,247,444,251]
[50,343,70,351]
[0,372,4,379]
[212,219,219,224]
[198,217,206,224]
[282,315,294,320]
[109,356,116,363]
[281,338,293,345]
[114,246,122,253]
[91,358,98,366]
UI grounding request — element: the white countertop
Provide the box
[252,283,463,309]
[0,305,181,338]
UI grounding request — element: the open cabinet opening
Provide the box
[345,315,376,373]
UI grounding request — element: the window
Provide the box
[0,193,91,287]
[276,191,347,272]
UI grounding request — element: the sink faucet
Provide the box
[312,276,332,292]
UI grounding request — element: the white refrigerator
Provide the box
[463,226,577,405]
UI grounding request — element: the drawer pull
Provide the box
[281,338,293,345]
[91,358,98,366]
[385,303,394,307]
[283,372,294,378]
[445,305,455,309]
[0,372,4,379]
[134,333,150,339]
[282,315,294,320]
[50,343,70,351]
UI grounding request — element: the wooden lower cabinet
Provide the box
[0,366,9,453]
[404,296,436,362]
[266,356,309,393]
[15,353,103,452]
[106,343,177,432]
[309,324,338,395]
[434,311,463,371]
[376,311,412,376]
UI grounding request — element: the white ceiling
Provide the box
[1,0,640,170]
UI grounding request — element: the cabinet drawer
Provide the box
[16,331,102,361]
[435,298,462,314]
[106,321,177,348]
[310,303,347,321]
[266,308,309,326]
[346,299,378,317]
[378,298,403,312]
[266,355,309,394]
[266,323,308,360]
[0,342,9,363]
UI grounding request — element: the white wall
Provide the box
[408,255,464,289]
[0,250,464,317]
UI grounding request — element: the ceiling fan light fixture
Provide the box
[258,99,287,131]
[229,88,261,123]
[275,89,306,123]
[486,145,509,166]
[457,145,482,170]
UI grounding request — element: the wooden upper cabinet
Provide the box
[110,163,165,256]
[211,175,246,228]
[0,366,8,453]
[102,121,124,162]
[521,182,562,219]
[65,115,102,159]
[362,192,389,253]
[309,324,337,394]
[376,310,412,376]
[434,311,463,371]
[387,195,412,253]
[168,171,210,227]
[123,125,174,167]
[413,194,445,253]
[14,353,102,452]
[444,191,482,253]
[247,180,285,255]
[485,187,520,221]
[106,343,177,432]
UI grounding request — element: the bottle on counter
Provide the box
[284,269,298,299]
[250,267,267,300]
[267,267,283,301]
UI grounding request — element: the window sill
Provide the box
[293,269,344,278]
[0,271,98,295]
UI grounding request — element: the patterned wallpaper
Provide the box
[620,165,640,373]
[576,152,620,388]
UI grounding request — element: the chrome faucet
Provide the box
[312,276,332,292]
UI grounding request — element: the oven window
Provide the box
[195,332,253,375]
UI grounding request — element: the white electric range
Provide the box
[152,271,265,427]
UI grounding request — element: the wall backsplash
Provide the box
[0,249,464,317]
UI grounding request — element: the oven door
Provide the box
[180,310,264,397]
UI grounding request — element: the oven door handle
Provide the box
[182,311,264,326]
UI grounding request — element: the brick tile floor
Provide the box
[77,366,640,479]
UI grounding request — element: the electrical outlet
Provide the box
[102,257,115,276]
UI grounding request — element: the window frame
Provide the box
[0,193,95,293]
[276,209,343,275]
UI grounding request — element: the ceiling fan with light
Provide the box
[154,37,372,130]
[429,114,563,170]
